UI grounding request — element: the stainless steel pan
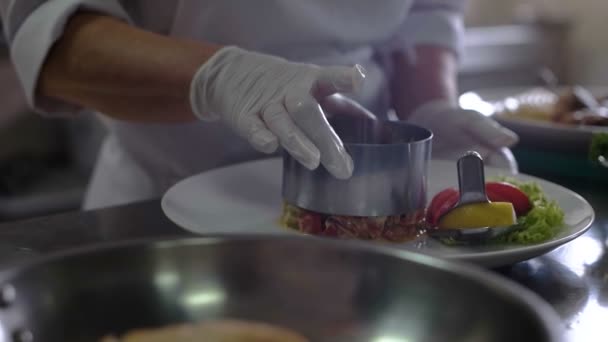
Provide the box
[0,236,562,341]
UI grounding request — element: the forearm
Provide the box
[38,12,221,122]
[390,45,458,120]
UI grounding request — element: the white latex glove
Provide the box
[408,99,520,172]
[190,46,366,179]
[319,94,377,121]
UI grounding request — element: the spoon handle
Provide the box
[457,151,489,205]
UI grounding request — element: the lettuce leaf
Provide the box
[590,133,608,164]
[492,177,565,244]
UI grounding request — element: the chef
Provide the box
[0,0,518,210]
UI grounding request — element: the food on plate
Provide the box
[426,188,460,227]
[100,319,309,342]
[280,203,427,242]
[438,202,516,229]
[495,86,608,126]
[494,87,557,121]
[282,176,563,245]
[494,177,565,244]
[427,178,564,244]
[485,182,532,216]
[426,182,532,226]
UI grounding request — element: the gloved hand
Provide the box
[190,46,366,179]
[407,99,520,172]
[318,94,377,121]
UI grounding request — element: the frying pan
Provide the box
[0,236,562,341]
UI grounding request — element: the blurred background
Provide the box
[0,0,605,222]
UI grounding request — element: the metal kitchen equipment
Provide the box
[282,116,432,217]
[450,151,491,208]
[0,236,562,342]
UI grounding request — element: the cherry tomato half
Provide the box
[486,182,532,216]
[426,188,459,226]
[298,213,323,234]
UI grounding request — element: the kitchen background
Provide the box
[0,0,605,222]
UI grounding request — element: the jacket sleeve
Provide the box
[393,0,466,58]
[0,0,131,114]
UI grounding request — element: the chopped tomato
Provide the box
[328,217,360,239]
[322,221,339,237]
[383,224,421,242]
[486,182,532,216]
[298,213,323,234]
[364,217,386,239]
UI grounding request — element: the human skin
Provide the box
[38,12,456,123]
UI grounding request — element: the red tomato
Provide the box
[298,213,323,234]
[485,182,532,216]
[323,222,339,237]
[425,182,532,226]
[426,188,459,226]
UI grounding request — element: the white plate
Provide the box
[460,86,608,153]
[162,158,594,268]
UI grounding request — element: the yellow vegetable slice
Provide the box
[438,202,516,229]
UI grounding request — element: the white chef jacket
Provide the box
[1,0,465,209]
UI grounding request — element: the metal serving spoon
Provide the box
[427,151,523,244]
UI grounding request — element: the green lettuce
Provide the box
[590,133,608,165]
[493,177,565,244]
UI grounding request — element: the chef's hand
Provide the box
[190,46,366,179]
[407,99,520,172]
[318,94,377,121]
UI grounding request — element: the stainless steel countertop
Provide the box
[0,177,605,341]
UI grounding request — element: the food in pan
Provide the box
[100,319,309,342]
[280,203,427,242]
[495,86,608,126]
[427,179,564,245]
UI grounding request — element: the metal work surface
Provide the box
[0,174,605,341]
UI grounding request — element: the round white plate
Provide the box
[460,86,608,153]
[162,158,594,268]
